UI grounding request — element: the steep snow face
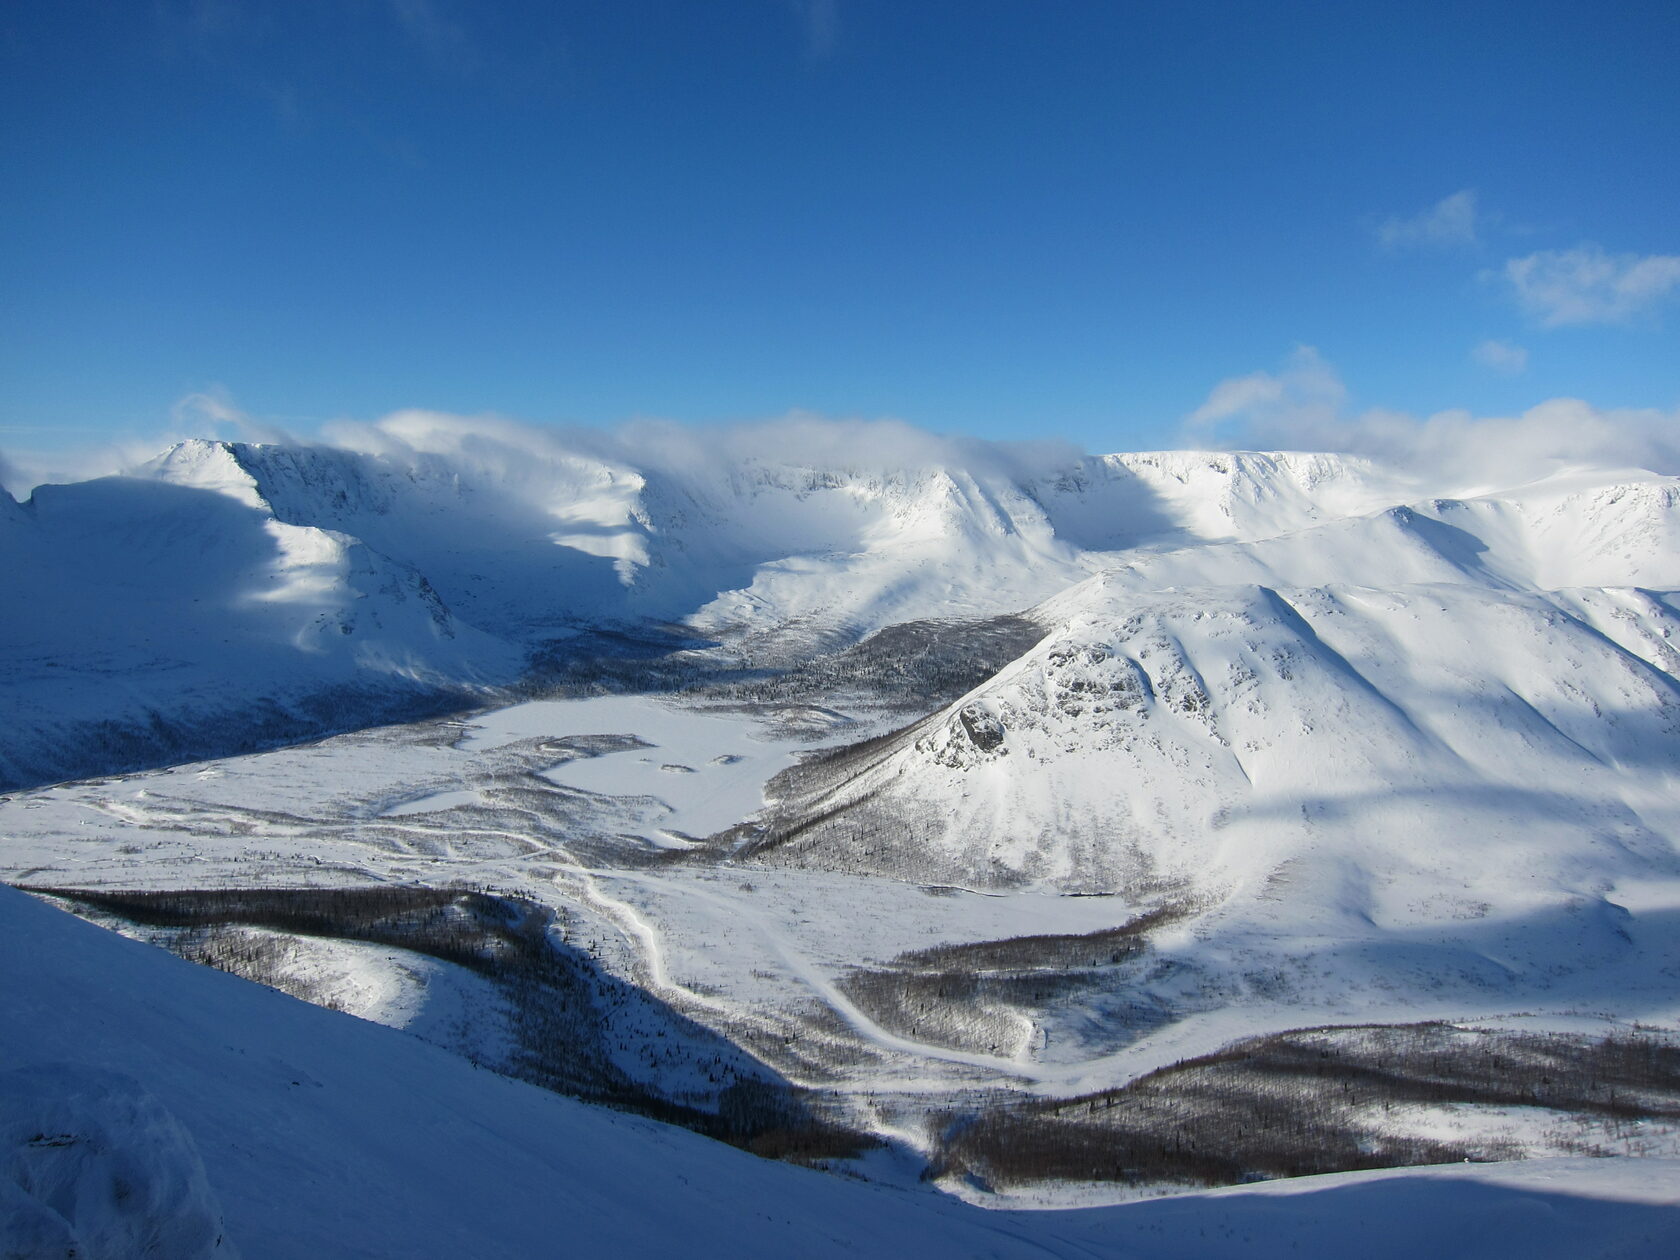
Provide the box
[762,578,1680,889]
[133,441,1095,642]
[1031,456,1680,591]
[1415,469,1680,591]
[134,439,653,639]
[753,458,1680,1014]
[195,439,658,636]
[118,441,522,672]
[0,483,30,525]
[140,438,270,510]
[13,464,515,687]
[1035,474,1680,604]
[679,463,1091,642]
[1028,450,1421,549]
[0,453,523,791]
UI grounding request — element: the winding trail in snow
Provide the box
[598,866,1039,1081]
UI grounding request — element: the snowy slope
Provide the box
[764,577,1680,890]
[146,438,661,639]
[1029,449,1421,549]
[5,884,1678,1258]
[760,463,1680,881]
[0,445,524,791]
[742,461,1680,1058]
[146,439,1104,640]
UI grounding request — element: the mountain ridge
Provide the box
[3,435,1675,799]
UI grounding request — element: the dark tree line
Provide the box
[931,1021,1680,1190]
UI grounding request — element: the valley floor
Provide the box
[4,881,1679,1259]
[5,686,1680,1239]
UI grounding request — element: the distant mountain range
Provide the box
[3,435,1675,796]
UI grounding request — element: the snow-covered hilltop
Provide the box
[759,463,1680,880]
[749,462,1680,1037]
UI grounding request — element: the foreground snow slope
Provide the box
[3,884,1677,1259]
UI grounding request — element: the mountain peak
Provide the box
[139,439,269,511]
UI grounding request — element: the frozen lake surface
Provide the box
[382,788,481,817]
[462,696,805,841]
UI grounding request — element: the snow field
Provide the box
[6,883,1679,1258]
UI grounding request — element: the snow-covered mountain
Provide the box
[0,443,522,791]
[146,436,1103,639]
[1027,449,1418,549]
[3,434,1676,798]
[745,463,1680,1045]
[0,438,1327,785]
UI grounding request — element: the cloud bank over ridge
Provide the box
[1182,347,1680,486]
[6,364,1678,504]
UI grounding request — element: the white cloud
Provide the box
[170,389,293,443]
[786,0,840,58]
[1471,339,1528,375]
[1323,398,1680,484]
[327,406,1080,493]
[1503,244,1680,326]
[1184,346,1346,440]
[1182,350,1680,484]
[15,376,1678,511]
[1376,190,1479,249]
[0,388,294,494]
[351,389,1676,511]
[0,449,26,500]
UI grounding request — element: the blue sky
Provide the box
[3,0,1678,466]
